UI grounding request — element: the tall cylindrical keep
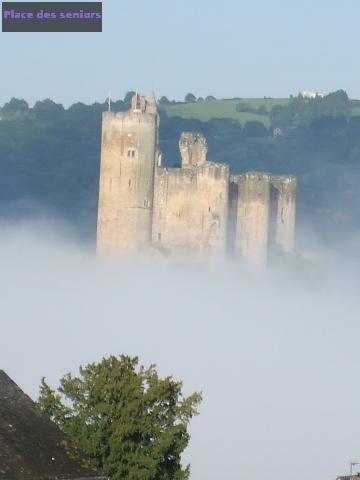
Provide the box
[271,175,297,253]
[233,172,271,272]
[97,94,159,253]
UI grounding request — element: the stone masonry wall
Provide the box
[152,134,229,258]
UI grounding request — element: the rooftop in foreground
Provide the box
[0,370,106,480]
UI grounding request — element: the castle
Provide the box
[96,93,297,270]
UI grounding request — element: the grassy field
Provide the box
[351,106,360,116]
[161,98,290,126]
[161,97,360,125]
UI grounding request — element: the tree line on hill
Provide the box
[158,93,217,105]
[270,89,353,127]
[0,90,359,249]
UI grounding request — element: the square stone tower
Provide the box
[96,93,159,253]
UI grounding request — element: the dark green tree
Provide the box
[124,91,136,105]
[33,99,64,121]
[1,98,29,118]
[243,120,268,137]
[184,93,196,103]
[38,355,202,480]
[159,96,171,105]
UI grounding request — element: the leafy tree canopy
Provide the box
[38,355,202,480]
[243,120,268,137]
[159,96,171,105]
[124,91,136,104]
[1,97,29,117]
[270,90,351,128]
[184,93,196,103]
[33,99,65,121]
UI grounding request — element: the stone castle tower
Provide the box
[97,92,159,253]
[97,93,297,270]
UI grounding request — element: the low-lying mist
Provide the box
[1,219,359,480]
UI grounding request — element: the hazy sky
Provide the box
[1,0,360,106]
[1,222,360,480]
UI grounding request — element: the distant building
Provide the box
[301,90,325,99]
[0,370,106,480]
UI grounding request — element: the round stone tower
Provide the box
[97,93,159,253]
[232,172,271,272]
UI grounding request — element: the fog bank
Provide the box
[0,221,359,480]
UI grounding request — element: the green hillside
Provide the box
[161,97,360,126]
[161,98,290,126]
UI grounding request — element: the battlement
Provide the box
[197,161,229,178]
[232,172,272,189]
[102,109,158,126]
[271,174,297,190]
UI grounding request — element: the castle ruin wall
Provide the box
[152,161,229,258]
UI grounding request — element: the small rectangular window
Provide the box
[132,150,136,158]
[127,150,131,158]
